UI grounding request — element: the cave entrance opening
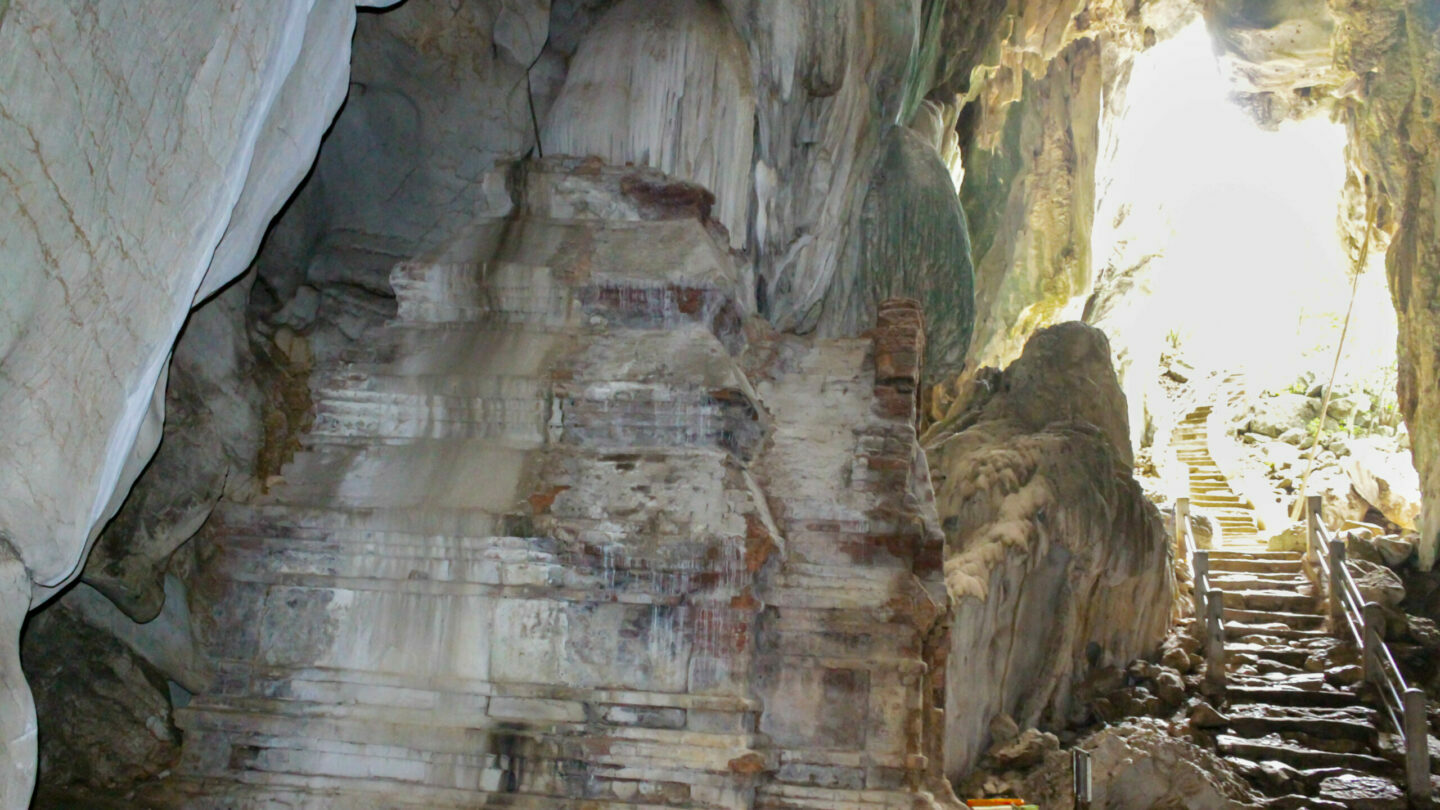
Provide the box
[1089,19,1411,544]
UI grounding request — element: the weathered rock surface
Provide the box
[929,323,1173,778]
[99,161,956,808]
[543,0,754,250]
[961,39,1102,370]
[821,126,976,377]
[1345,440,1423,532]
[1347,559,1406,609]
[22,600,179,799]
[0,0,375,597]
[1003,719,1262,809]
[0,3,396,800]
[82,280,264,623]
[1331,0,1440,569]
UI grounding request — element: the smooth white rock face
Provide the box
[0,2,375,805]
[0,545,34,809]
[729,0,921,331]
[0,0,361,594]
[542,0,755,248]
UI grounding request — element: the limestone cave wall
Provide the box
[5,0,1440,805]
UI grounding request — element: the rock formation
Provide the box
[22,161,952,808]
[6,0,1440,804]
[926,323,1173,779]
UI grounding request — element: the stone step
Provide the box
[1228,703,1378,724]
[1226,643,1311,667]
[1228,671,1331,691]
[1226,623,1331,642]
[1209,556,1304,574]
[1211,573,1310,590]
[755,785,921,810]
[1223,607,1326,629]
[1218,735,1395,774]
[1190,490,1242,500]
[1226,711,1377,743]
[1227,685,1360,709]
[1222,589,1318,612]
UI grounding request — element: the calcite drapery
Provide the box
[128,161,953,808]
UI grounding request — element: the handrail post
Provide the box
[1176,497,1190,553]
[1404,687,1431,802]
[1205,589,1226,688]
[1193,550,1209,634]
[1328,538,1347,629]
[1073,748,1093,810]
[1362,601,1384,686]
[1306,494,1323,560]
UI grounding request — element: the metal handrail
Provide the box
[1175,497,1225,688]
[1303,495,1430,802]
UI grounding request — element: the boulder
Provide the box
[988,713,1020,747]
[984,728,1059,771]
[934,323,1172,777]
[1344,441,1422,531]
[1162,644,1192,673]
[1189,701,1229,729]
[1342,528,1386,565]
[1318,773,1405,809]
[1248,393,1316,438]
[1308,466,1373,531]
[21,602,179,795]
[1154,667,1186,705]
[1347,559,1406,609]
[1278,426,1311,447]
[1405,616,1440,649]
[1260,440,1303,471]
[1376,535,1416,567]
[1012,719,1261,809]
[1268,523,1308,553]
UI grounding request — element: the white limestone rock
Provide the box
[0,4,386,803]
[1345,439,1423,531]
[0,0,364,597]
[0,545,34,810]
[821,125,975,377]
[732,0,921,333]
[543,0,755,249]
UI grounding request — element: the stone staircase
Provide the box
[1173,404,1263,547]
[1202,549,1436,807]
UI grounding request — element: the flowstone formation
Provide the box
[36,160,954,809]
[2,1,978,801]
[925,322,1174,780]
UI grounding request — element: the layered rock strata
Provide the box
[128,162,952,809]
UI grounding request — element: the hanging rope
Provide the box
[1289,187,1376,521]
